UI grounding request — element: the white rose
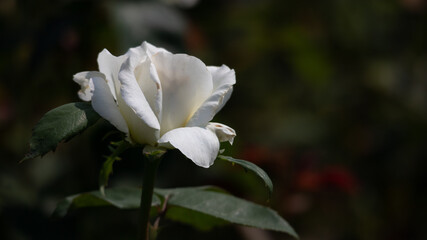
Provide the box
[73,42,236,168]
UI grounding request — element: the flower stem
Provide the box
[139,146,166,240]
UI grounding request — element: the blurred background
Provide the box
[1,0,427,239]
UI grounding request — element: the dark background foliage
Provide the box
[1,0,427,239]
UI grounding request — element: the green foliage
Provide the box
[53,187,161,218]
[164,206,228,231]
[23,102,100,161]
[55,186,298,238]
[156,187,297,238]
[155,186,230,231]
[217,155,274,195]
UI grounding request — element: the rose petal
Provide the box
[206,122,236,145]
[186,65,235,127]
[141,42,172,122]
[149,63,163,122]
[158,127,220,168]
[117,99,159,145]
[118,48,161,132]
[73,71,104,101]
[209,65,236,89]
[152,52,213,135]
[142,41,170,58]
[91,77,129,134]
[133,50,163,122]
[97,49,127,100]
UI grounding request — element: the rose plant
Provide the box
[24,42,297,240]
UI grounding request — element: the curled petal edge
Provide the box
[73,71,105,101]
[206,122,236,145]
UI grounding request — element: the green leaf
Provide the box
[155,187,298,238]
[54,186,297,238]
[217,155,274,195]
[23,102,101,161]
[155,185,228,196]
[154,186,230,230]
[53,187,161,218]
[99,141,132,194]
[164,206,228,231]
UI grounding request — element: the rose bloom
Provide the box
[73,42,236,168]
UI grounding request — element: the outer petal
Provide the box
[206,122,236,145]
[186,65,235,127]
[118,48,161,132]
[97,49,127,99]
[91,77,129,134]
[209,65,236,89]
[117,100,158,145]
[152,52,213,135]
[73,71,104,101]
[158,127,220,168]
[142,41,171,58]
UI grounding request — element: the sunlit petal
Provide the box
[142,41,170,58]
[206,122,236,145]
[73,71,104,101]
[152,52,213,135]
[186,65,235,127]
[133,51,163,122]
[117,98,158,145]
[97,49,127,99]
[158,127,220,168]
[91,77,129,134]
[208,65,236,89]
[118,49,161,131]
